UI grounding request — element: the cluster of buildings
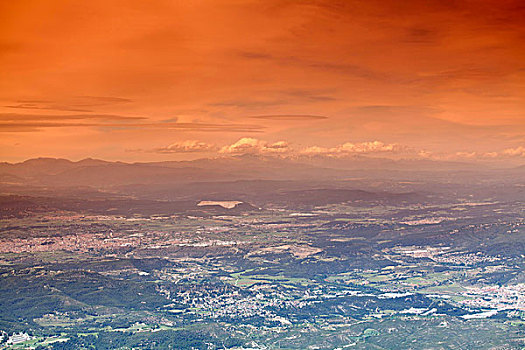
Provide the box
[0,232,146,254]
[460,284,525,311]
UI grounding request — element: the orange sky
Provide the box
[1,0,524,162]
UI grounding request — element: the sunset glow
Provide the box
[1,0,524,162]
[2,3,525,348]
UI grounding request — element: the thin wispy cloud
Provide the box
[0,114,264,133]
[4,96,133,113]
[249,115,327,121]
[78,96,132,104]
[5,104,94,113]
[0,113,145,121]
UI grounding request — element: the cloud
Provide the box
[5,104,93,112]
[0,113,144,121]
[152,140,216,153]
[77,96,132,104]
[219,138,408,158]
[501,146,525,157]
[155,122,264,133]
[138,137,525,163]
[0,122,118,132]
[0,113,264,133]
[0,113,145,132]
[4,96,132,113]
[249,115,327,121]
[209,99,286,108]
[280,89,337,102]
[235,50,387,81]
[436,146,525,160]
[210,89,336,109]
[472,146,525,159]
[453,151,479,160]
[351,105,440,115]
[219,138,290,155]
[463,147,525,159]
[402,26,441,44]
[301,141,403,156]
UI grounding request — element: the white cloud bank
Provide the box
[300,141,402,156]
[219,138,290,155]
[146,138,525,162]
[451,146,525,160]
